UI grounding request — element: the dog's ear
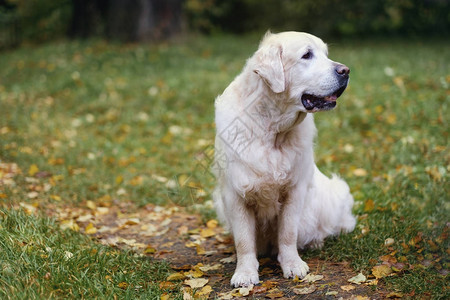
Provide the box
[253,45,285,93]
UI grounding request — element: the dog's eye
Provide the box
[302,51,312,60]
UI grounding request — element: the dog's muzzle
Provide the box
[301,64,350,112]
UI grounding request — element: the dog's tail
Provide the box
[298,166,356,248]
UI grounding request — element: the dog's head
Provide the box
[253,31,350,113]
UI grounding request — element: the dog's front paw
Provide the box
[230,269,259,287]
[279,256,309,279]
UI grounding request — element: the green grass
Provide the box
[0,209,178,299]
[0,34,449,298]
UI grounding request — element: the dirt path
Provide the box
[49,201,392,299]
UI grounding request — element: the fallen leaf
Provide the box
[160,293,170,300]
[28,164,39,176]
[195,285,213,298]
[198,263,223,272]
[118,281,128,289]
[300,273,324,283]
[200,228,215,238]
[217,291,233,300]
[252,285,268,294]
[364,199,375,212]
[86,200,96,210]
[353,168,368,177]
[184,278,208,289]
[19,202,37,215]
[167,272,185,281]
[384,238,395,246]
[144,246,156,254]
[348,272,367,284]
[326,291,339,296]
[206,219,218,229]
[266,288,284,299]
[340,285,356,291]
[234,285,253,296]
[386,291,404,298]
[372,264,393,279]
[293,285,316,295]
[85,223,97,234]
[27,191,39,199]
[64,251,73,260]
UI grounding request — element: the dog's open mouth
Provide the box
[301,85,347,112]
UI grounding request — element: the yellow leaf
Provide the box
[160,293,171,300]
[364,199,375,212]
[86,200,96,210]
[206,219,218,229]
[195,285,213,298]
[144,246,156,254]
[266,288,285,299]
[178,174,189,187]
[200,228,215,238]
[166,272,185,281]
[85,223,97,234]
[196,245,206,255]
[353,168,368,177]
[118,281,128,289]
[115,175,124,184]
[60,219,79,232]
[372,264,392,279]
[184,278,208,289]
[50,195,61,201]
[28,164,39,176]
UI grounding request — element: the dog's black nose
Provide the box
[335,64,350,77]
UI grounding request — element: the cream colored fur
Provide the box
[213,31,356,287]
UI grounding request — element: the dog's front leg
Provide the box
[277,193,309,279]
[229,199,259,287]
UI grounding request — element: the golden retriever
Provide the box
[213,31,356,287]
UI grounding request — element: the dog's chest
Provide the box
[241,145,299,219]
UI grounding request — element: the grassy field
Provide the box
[0,34,449,298]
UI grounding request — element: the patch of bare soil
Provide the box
[50,201,394,299]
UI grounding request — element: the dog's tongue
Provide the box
[324,94,338,101]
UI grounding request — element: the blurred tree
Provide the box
[69,0,184,42]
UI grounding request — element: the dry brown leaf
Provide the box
[198,263,223,272]
[184,278,208,289]
[325,291,339,296]
[340,284,356,291]
[266,288,284,299]
[293,284,317,295]
[372,264,393,279]
[348,272,367,284]
[300,273,324,283]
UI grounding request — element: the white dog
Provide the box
[213,31,356,287]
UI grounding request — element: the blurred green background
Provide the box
[1,0,449,48]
